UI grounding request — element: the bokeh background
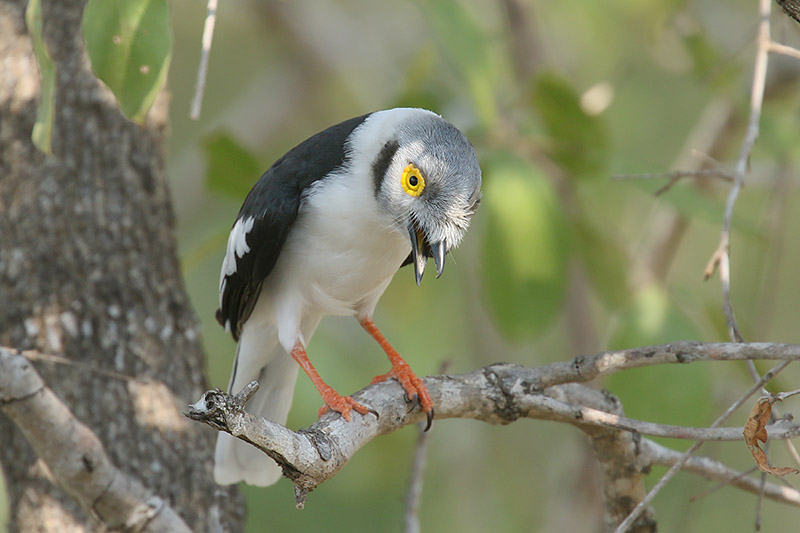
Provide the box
[6,0,800,531]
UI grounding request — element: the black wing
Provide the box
[216,113,370,340]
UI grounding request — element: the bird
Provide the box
[213,108,482,486]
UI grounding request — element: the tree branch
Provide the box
[524,341,800,389]
[529,390,800,442]
[0,347,191,533]
[641,438,800,507]
[187,341,800,510]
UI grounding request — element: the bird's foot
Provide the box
[316,390,372,422]
[371,362,434,430]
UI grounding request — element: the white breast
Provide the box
[281,171,409,308]
[260,176,408,350]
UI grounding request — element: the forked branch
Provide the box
[186,341,800,512]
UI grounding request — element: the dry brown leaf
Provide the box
[743,396,800,476]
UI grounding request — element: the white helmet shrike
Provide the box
[214,108,482,486]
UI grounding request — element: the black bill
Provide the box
[408,224,446,286]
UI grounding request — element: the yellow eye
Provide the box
[401,163,425,197]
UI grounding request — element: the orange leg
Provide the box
[290,342,370,421]
[359,318,434,429]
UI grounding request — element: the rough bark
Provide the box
[0,1,243,531]
[0,348,192,532]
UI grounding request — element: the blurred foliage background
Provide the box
[6,0,800,531]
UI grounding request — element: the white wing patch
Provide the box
[219,216,255,301]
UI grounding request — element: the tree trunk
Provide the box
[0,1,243,531]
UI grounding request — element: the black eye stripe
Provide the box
[371,140,400,196]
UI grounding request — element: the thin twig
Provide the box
[707,0,772,342]
[614,359,791,533]
[689,465,759,502]
[404,424,430,533]
[745,360,763,385]
[768,41,800,59]
[786,439,800,469]
[756,468,767,530]
[611,169,735,197]
[770,389,800,401]
[611,169,735,182]
[404,362,449,533]
[530,393,800,442]
[643,440,800,506]
[719,248,745,341]
[189,0,218,120]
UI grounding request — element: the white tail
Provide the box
[213,327,299,486]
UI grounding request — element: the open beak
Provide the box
[408,224,446,286]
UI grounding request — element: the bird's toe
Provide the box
[318,394,372,423]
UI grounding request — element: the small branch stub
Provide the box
[185,381,259,432]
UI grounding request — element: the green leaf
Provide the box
[606,285,711,434]
[420,0,497,126]
[82,0,172,123]
[481,152,569,340]
[203,131,262,199]
[532,72,609,180]
[25,0,56,154]
[682,31,717,78]
[571,217,631,310]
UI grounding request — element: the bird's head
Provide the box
[370,110,482,285]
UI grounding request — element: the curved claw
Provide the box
[425,408,434,432]
[384,378,434,431]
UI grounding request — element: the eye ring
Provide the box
[401,163,425,197]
